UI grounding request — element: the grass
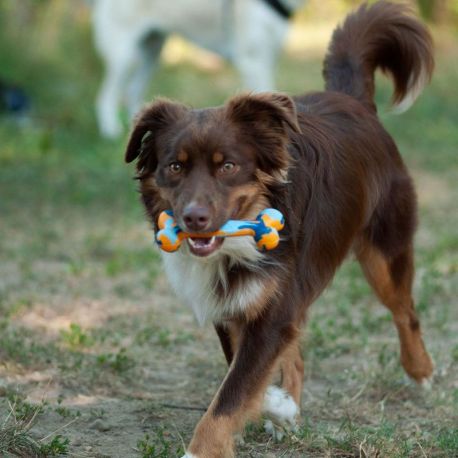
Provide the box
[0,1,457,456]
[0,393,71,457]
[135,429,185,458]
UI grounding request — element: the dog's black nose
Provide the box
[183,205,210,232]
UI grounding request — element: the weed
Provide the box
[54,405,80,420]
[417,267,442,314]
[452,344,458,362]
[305,320,336,359]
[377,344,398,370]
[136,428,184,458]
[0,396,70,457]
[0,298,31,319]
[96,348,134,373]
[89,408,107,420]
[0,326,59,366]
[135,326,194,348]
[436,427,458,454]
[39,434,70,456]
[60,323,94,350]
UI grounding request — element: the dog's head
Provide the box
[125,93,299,257]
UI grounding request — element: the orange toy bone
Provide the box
[156,208,285,252]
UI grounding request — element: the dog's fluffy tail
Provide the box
[323,1,434,113]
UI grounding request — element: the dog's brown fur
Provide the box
[125,2,434,456]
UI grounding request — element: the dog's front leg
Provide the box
[184,313,298,458]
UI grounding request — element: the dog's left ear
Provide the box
[227,93,300,173]
[227,93,300,135]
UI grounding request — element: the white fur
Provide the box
[419,376,433,390]
[392,65,429,114]
[264,419,285,441]
[263,385,299,426]
[92,0,305,138]
[162,236,266,324]
[181,453,198,458]
[404,372,434,390]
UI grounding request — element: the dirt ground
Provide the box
[0,167,457,457]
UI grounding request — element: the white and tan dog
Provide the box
[92,0,304,138]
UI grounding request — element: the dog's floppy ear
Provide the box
[125,98,188,170]
[227,93,300,173]
[227,92,300,135]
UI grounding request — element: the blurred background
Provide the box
[0,0,457,456]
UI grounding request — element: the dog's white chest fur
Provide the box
[161,237,265,324]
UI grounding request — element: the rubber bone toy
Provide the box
[156,208,285,253]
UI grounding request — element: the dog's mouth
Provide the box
[187,236,224,257]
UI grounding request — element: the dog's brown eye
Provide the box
[219,161,236,175]
[169,162,183,174]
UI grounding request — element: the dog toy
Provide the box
[156,208,285,252]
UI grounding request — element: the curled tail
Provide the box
[323,1,434,112]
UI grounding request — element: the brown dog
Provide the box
[125,2,434,456]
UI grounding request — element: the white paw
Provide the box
[418,375,433,390]
[264,418,299,442]
[263,385,299,427]
[403,373,434,390]
[181,453,198,458]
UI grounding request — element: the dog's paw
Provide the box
[418,375,433,390]
[263,385,299,427]
[263,418,299,442]
[264,419,283,442]
[403,372,434,391]
[181,453,198,458]
[262,386,299,442]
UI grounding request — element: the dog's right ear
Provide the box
[124,99,188,168]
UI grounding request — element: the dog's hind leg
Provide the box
[356,239,434,384]
[262,337,303,440]
[278,338,304,407]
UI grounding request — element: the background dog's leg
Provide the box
[186,315,299,457]
[233,42,276,92]
[233,0,288,91]
[126,33,166,121]
[356,240,434,384]
[96,39,140,139]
